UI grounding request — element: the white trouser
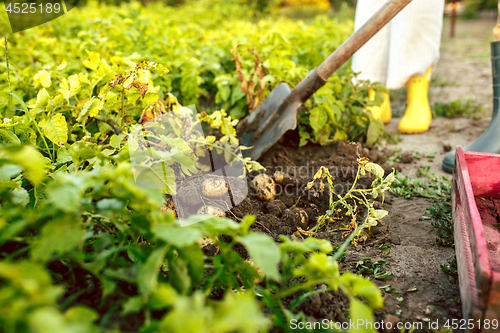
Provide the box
[351,0,445,89]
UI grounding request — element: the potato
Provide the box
[161,195,177,216]
[252,174,276,201]
[201,177,228,198]
[283,207,308,228]
[197,205,226,217]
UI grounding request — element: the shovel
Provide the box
[237,0,413,160]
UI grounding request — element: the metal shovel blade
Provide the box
[239,82,295,160]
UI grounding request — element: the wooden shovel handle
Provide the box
[316,0,413,81]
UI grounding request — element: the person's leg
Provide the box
[351,0,390,84]
[442,4,500,172]
[385,0,444,133]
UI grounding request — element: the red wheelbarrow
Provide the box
[452,146,500,332]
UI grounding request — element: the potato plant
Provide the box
[306,152,396,246]
[0,1,390,331]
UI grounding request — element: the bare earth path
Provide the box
[363,17,496,329]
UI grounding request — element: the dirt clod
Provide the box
[266,200,287,218]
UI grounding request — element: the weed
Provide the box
[441,259,458,278]
[425,152,435,158]
[379,285,399,294]
[432,99,486,119]
[356,258,391,280]
[389,168,450,200]
[377,243,390,250]
[387,153,401,165]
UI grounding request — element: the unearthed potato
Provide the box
[283,207,309,228]
[201,177,228,198]
[197,205,226,217]
[161,195,177,217]
[252,174,276,201]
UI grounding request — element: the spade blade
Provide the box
[239,82,293,158]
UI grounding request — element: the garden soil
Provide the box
[226,131,462,332]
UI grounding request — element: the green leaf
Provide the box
[56,148,72,164]
[110,133,126,149]
[211,293,270,332]
[121,296,144,316]
[178,243,204,288]
[29,307,66,333]
[366,119,384,145]
[237,233,281,281]
[138,245,168,296]
[371,209,388,220]
[153,225,202,247]
[238,214,256,235]
[96,198,125,210]
[11,187,29,206]
[0,129,20,143]
[169,255,191,294]
[309,106,328,133]
[1,145,46,185]
[65,306,99,324]
[279,236,333,254]
[83,50,100,70]
[59,75,81,102]
[77,98,104,122]
[39,113,68,147]
[31,219,83,261]
[47,182,82,213]
[325,104,341,123]
[150,284,178,310]
[348,298,377,333]
[34,70,52,88]
[133,163,177,195]
[0,164,22,181]
[340,272,383,309]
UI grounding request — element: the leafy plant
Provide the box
[298,71,387,146]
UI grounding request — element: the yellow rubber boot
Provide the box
[398,67,433,134]
[366,88,392,124]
